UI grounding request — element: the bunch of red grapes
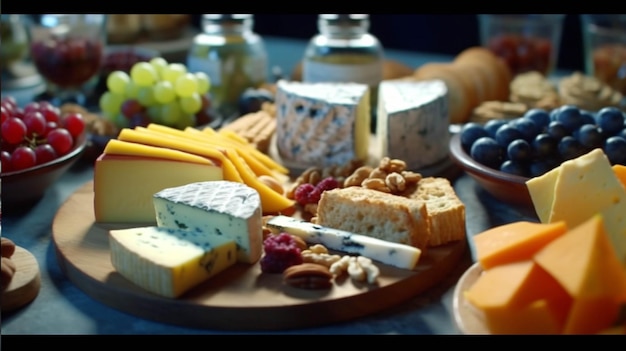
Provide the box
[1,96,85,173]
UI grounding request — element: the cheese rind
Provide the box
[94,154,224,223]
[376,79,450,170]
[274,80,370,168]
[265,215,421,270]
[109,226,237,298]
[153,181,263,264]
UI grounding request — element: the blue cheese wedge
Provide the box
[274,80,370,169]
[265,215,422,270]
[376,79,450,170]
[153,181,263,264]
[109,226,237,298]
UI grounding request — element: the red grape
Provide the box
[10,145,36,171]
[121,99,146,119]
[38,103,61,124]
[46,128,73,155]
[1,106,9,124]
[2,117,27,145]
[62,112,85,138]
[34,144,57,165]
[23,101,41,116]
[1,96,17,113]
[23,111,48,138]
[43,121,58,137]
[1,150,12,172]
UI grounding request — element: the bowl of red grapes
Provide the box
[1,96,87,212]
[450,104,626,207]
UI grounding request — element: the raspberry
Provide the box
[294,183,316,205]
[260,233,303,273]
[315,177,340,192]
[306,186,322,204]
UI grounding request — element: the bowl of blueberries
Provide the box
[449,104,626,207]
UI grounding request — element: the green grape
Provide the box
[160,101,184,126]
[149,57,169,78]
[147,105,163,124]
[124,80,141,99]
[99,91,125,115]
[195,72,211,95]
[175,73,199,98]
[130,62,158,87]
[107,70,131,95]
[175,113,196,129]
[137,87,157,106]
[114,113,130,129]
[179,92,202,115]
[153,80,176,104]
[162,63,187,85]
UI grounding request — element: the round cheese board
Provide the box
[1,246,42,312]
[52,180,468,331]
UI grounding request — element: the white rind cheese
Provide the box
[265,215,421,270]
[275,80,370,168]
[153,181,263,264]
[109,226,237,298]
[376,79,450,170]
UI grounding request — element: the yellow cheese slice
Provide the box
[103,139,216,165]
[117,128,243,183]
[528,148,626,268]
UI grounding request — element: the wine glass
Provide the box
[28,14,107,106]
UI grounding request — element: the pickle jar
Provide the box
[302,14,384,131]
[186,14,268,118]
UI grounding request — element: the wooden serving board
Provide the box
[2,246,41,312]
[52,180,467,331]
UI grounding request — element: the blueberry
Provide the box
[596,107,625,136]
[460,122,488,152]
[495,123,524,147]
[556,105,584,132]
[507,139,533,163]
[575,124,603,150]
[238,88,274,115]
[484,119,508,138]
[500,159,529,177]
[604,136,626,165]
[547,120,569,140]
[530,158,561,177]
[618,127,626,140]
[532,133,559,159]
[580,110,596,126]
[523,108,551,132]
[511,118,540,142]
[559,135,586,160]
[470,136,505,169]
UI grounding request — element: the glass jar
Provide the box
[187,14,268,118]
[302,14,384,131]
[1,14,30,71]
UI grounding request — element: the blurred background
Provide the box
[193,14,585,71]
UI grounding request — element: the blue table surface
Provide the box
[1,36,541,335]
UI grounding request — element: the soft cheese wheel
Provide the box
[413,63,474,124]
[274,80,370,169]
[153,181,263,264]
[109,226,237,298]
[377,79,450,170]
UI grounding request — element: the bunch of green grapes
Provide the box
[99,57,212,129]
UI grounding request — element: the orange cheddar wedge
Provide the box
[614,164,626,189]
[464,260,572,334]
[534,214,626,334]
[473,221,568,270]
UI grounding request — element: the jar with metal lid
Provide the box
[302,14,384,131]
[186,14,268,118]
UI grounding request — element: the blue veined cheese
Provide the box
[274,80,370,168]
[153,181,263,264]
[376,79,450,170]
[265,215,421,270]
[109,226,237,298]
